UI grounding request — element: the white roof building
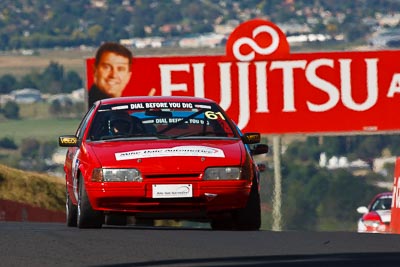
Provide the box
[10,88,42,104]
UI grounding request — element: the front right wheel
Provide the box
[77,176,104,228]
[66,190,77,227]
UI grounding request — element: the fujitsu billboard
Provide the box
[86,19,400,135]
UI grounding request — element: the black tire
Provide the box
[77,176,104,229]
[66,190,77,227]
[232,179,261,231]
[210,216,234,230]
[105,214,128,226]
[134,218,155,227]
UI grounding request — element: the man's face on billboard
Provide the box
[93,51,132,97]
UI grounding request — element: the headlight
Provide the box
[204,167,241,180]
[362,220,381,228]
[92,168,142,182]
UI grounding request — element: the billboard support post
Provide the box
[272,135,282,231]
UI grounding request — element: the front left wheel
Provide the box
[211,178,261,231]
[232,178,261,230]
[77,176,104,228]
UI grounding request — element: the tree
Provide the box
[2,101,19,119]
[39,140,57,159]
[0,74,17,94]
[48,99,62,117]
[20,138,40,158]
[18,73,40,89]
[316,169,380,231]
[87,25,103,43]
[0,136,17,149]
[277,134,391,231]
[63,71,83,93]
[0,33,10,49]
[40,61,64,94]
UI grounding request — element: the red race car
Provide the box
[59,96,268,230]
[356,192,392,233]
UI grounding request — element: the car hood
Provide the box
[88,139,245,174]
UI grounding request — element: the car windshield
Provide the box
[371,196,392,211]
[88,101,237,141]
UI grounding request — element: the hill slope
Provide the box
[0,164,64,212]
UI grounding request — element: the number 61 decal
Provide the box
[205,111,225,120]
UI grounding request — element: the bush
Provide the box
[2,101,20,119]
[0,137,17,149]
[20,138,40,158]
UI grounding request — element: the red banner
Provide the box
[86,19,400,134]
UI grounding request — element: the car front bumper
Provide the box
[85,180,252,219]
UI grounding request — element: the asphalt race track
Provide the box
[1,222,400,267]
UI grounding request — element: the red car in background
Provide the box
[357,192,392,233]
[59,96,268,230]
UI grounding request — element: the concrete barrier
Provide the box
[0,199,65,223]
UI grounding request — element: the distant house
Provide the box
[121,37,165,48]
[277,22,311,35]
[48,88,85,105]
[52,148,68,165]
[368,28,400,48]
[378,13,400,27]
[10,88,42,104]
[47,94,73,106]
[0,94,14,105]
[179,33,226,48]
[70,88,85,102]
[214,20,239,35]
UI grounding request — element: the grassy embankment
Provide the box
[0,163,64,211]
[0,102,79,212]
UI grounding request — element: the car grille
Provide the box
[143,173,201,179]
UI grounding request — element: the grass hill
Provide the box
[0,163,64,212]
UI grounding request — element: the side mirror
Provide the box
[59,135,78,147]
[251,144,269,155]
[357,206,369,214]
[242,132,261,144]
